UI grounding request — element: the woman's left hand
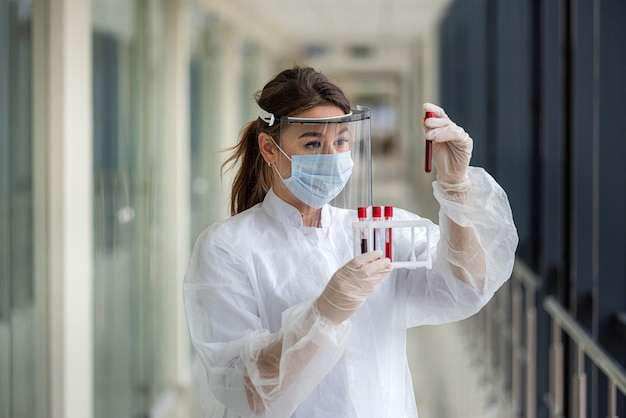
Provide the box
[422,103,473,189]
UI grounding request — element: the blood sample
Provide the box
[358,207,368,254]
[384,206,393,260]
[424,111,435,172]
[372,206,382,250]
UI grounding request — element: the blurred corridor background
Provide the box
[1,0,625,417]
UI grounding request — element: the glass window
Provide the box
[240,40,261,121]
[92,0,168,416]
[188,10,226,241]
[0,0,39,416]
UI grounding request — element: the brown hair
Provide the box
[221,66,351,216]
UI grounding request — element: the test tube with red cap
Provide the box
[384,206,393,260]
[372,206,382,250]
[424,111,435,172]
[358,207,368,253]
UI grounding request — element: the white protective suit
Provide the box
[183,166,518,418]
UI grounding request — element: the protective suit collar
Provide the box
[262,188,331,229]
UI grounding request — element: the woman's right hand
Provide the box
[422,102,473,191]
[316,251,392,324]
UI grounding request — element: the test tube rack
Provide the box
[352,219,432,269]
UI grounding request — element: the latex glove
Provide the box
[316,251,392,325]
[423,103,473,192]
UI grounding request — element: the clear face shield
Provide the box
[263,106,432,269]
[271,106,372,210]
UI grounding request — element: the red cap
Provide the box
[372,206,381,218]
[358,207,367,219]
[384,206,393,217]
[425,111,435,119]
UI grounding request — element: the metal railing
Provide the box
[512,260,542,418]
[467,259,542,417]
[544,296,626,418]
[469,258,626,418]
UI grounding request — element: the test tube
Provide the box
[358,207,368,254]
[384,206,393,260]
[372,206,382,250]
[424,111,435,173]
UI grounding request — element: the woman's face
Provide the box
[277,105,352,157]
[267,104,353,213]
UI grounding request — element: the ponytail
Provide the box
[221,120,273,216]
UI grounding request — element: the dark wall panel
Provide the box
[440,0,626,416]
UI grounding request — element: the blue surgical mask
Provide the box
[271,138,354,208]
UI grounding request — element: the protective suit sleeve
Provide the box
[404,166,519,327]
[183,230,351,418]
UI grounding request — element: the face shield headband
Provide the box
[259,106,372,210]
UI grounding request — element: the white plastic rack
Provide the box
[352,219,432,269]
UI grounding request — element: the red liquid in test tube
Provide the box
[372,206,382,250]
[424,111,435,173]
[384,206,393,260]
[358,207,368,254]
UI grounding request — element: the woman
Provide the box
[183,66,518,417]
